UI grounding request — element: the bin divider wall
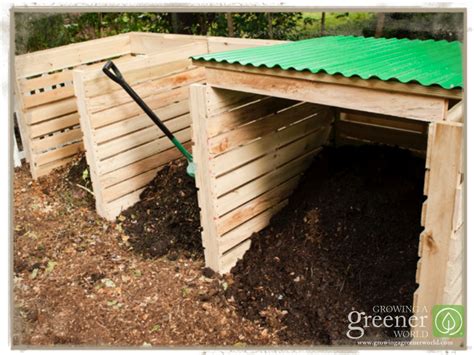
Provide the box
[191,84,334,274]
[73,47,208,220]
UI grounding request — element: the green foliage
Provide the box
[14,11,463,55]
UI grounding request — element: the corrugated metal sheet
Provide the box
[192,36,462,90]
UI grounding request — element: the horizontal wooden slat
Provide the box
[87,67,203,113]
[16,34,131,78]
[19,70,73,93]
[215,127,331,197]
[337,120,427,151]
[25,97,77,124]
[216,147,319,216]
[22,85,75,109]
[207,88,263,115]
[211,112,333,176]
[82,58,191,96]
[340,111,428,134]
[32,155,77,179]
[29,112,80,138]
[90,86,190,129]
[30,127,82,153]
[218,200,288,254]
[209,103,326,155]
[103,187,146,221]
[34,141,83,166]
[216,175,300,235]
[207,96,297,138]
[98,128,191,174]
[204,67,448,121]
[93,100,189,144]
[100,143,191,189]
[97,113,190,160]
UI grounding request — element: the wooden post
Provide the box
[267,13,273,39]
[226,13,234,37]
[375,13,385,38]
[321,12,326,36]
[414,119,463,345]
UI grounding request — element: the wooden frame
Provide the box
[68,33,285,220]
[191,84,334,273]
[192,59,464,346]
[14,32,287,179]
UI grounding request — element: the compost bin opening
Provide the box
[227,144,425,345]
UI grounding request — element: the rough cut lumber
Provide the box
[191,85,333,273]
[204,67,449,121]
[413,121,463,343]
[195,61,463,100]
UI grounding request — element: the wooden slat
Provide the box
[207,96,297,138]
[215,127,331,197]
[337,120,427,151]
[206,89,263,115]
[29,112,80,138]
[207,36,286,53]
[30,127,82,153]
[97,114,190,160]
[216,147,320,216]
[94,100,189,144]
[32,155,76,179]
[22,85,75,109]
[196,61,463,100]
[209,103,326,155]
[100,143,191,189]
[87,68,203,113]
[34,141,83,166]
[340,111,428,134]
[90,86,189,129]
[98,128,191,174]
[103,187,146,221]
[219,239,252,274]
[204,67,449,121]
[447,101,463,122]
[82,58,193,98]
[25,97,77,124]
[19,70,73,93]
[130,32,208,54]
[211,112,333,176]
[219,200,288,254]
[216,175,300,235]
[16,33,131,78]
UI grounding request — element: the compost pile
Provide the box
[228,146,425,345]
[119,160,203,259]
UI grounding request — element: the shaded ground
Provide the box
[12,156,280,346]
[120,161,202,259]
[228,146,425,345]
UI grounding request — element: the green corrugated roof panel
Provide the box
[192,36,463,90]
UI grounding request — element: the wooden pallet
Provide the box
[190,85,334,273]
[15,32,287,179]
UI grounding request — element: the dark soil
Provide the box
[119,161,203,259]
[228,145,425,345]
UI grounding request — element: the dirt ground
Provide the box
[12,156,281,346]
[13,145,424,346]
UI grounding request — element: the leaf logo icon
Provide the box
[433,306,464,337]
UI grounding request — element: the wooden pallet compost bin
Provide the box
[14,32,285,180]
[72,33,285,220]
[190,36,464,346]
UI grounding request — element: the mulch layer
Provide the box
[13,145,425,346]
[228,145,425,345]
[13,155,278,346]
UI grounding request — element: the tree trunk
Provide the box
[226,13,234,37]
[321,12,326,36]
[375,13,385,38]
[267,13,273,39]
[171,13,179,33]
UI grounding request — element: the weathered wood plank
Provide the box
[204,68,448,121]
